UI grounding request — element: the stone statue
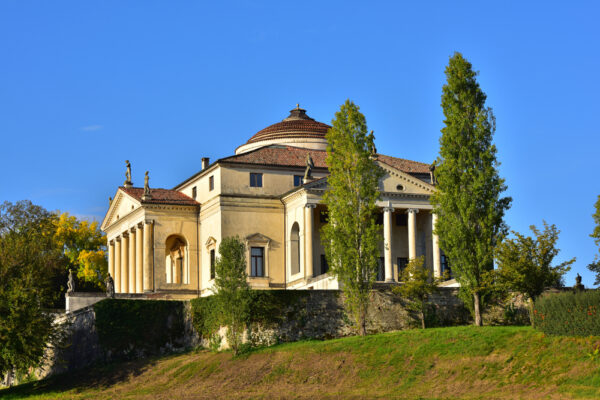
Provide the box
[369,130,377,157]
[124,160,133,186]
[142,171,152,200]
[429,162,437,185]
[574,273,585,291]
[67,269,75,293]
[304,153,314,181]
[144,171,150,195]
[109,196,112,205]
[105,273,115,298]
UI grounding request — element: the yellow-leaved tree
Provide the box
[54,212,107,290]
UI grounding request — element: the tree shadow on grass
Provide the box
[0,354,170,399]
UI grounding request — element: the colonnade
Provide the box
[382,207,442,281]
[302,203,442,282]
[108,220,154,293]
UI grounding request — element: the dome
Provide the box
[236,105,331,154]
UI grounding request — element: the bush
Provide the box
[533,290,600,336]
[94,299,185,358]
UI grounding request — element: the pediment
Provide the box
[376,161,435,195]
[101,189,142,231]
[205,236,217,248]
[245,232,271,244]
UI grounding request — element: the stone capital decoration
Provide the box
[130,226,136,233]
[305,203,317,209]
[137,222,144,229]
[383,200,395,213]
[406,208,420,214]
[145,219,154,225]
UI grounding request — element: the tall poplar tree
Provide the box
[430,53,511,326]
[588,195,600,285]
[321,100,383,336]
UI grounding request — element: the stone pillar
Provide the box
[305,204,316,279]
[121,233,129,293]
[383,204,395,282]
[128,228,136,293]
[407,209,419,260]
[114,238,121,293]
[108,240,115,282]
[432,213,441,278]
[136,223,143,293]
[143,220,154,292]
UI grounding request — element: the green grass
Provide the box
[2,326,600,399]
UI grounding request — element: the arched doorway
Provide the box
[165,235,187,284]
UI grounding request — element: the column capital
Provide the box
[137,222,144,229]
[383,206,395,213]
[406,208,420,214]
[122,232,129,238]
[145,219,154,225]
[109,239,115,245]
[130,226,136,233]
[115,236,122,242]
[305,203,317,209]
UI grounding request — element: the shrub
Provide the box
[533,290,600,336]
[94,299,185,358]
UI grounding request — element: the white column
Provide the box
[143,220,154,292]
[305,204,316,279]
[383,204,395,282]
[108,240,115,282]
[432,213,441,278]
[136,223,143,293]
[114,238,121,293]
[128,227,136,293]
[121,233,129,293]
[407,209,419,260]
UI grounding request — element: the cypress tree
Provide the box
[321,100,383,336]
[431,53,511,326]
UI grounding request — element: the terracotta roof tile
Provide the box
[120,187,199,206]
[221,145,430,174]
[247,120,330,144]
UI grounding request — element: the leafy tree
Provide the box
[430,52,512,326]
[54,212,107,290]
[321,99,383,336]
[392,256,443,329]
[0,201,66,382]
[496,222,575,325]
[212,236,251,356]
[588,195,600,285]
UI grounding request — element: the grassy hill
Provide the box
[2,326,600,399]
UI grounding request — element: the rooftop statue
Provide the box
[142,171,152,200]
[304,153,314,181]
[124,160,133,187]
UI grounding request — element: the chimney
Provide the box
[202,157,209,170]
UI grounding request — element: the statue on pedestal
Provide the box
[105,273,115,298]
[67,269,75,293]
[574,273,585,291]
[124,160,133,187]
[142,171,152,200]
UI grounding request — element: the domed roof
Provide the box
[246,105,330,144]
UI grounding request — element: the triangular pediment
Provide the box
[205,236,217,248]
[376,161,435,195]
[245,232,271,244]
[101,189,142,231]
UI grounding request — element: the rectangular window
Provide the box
[251,247,265,277]
[377,257,385,281]
[320,254,329,275]
[210,249,215,280]
[250,173,263,187]
[396,214,407,226]
[209,176,214,191]
[192,186,197,199]
[293,175,303,187]
[397,257,408,280]
[441,253,452,278]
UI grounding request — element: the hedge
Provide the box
[94,299,185,357]
[533,290,600,336]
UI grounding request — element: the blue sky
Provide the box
[0,1,598,286]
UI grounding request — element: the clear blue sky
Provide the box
[1,1,598,286]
